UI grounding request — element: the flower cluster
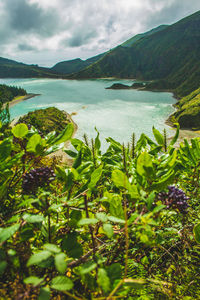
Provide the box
[158,186,189,214]
[22,167,55,194]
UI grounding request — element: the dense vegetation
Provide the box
[121,25,168,48]
[0,57,62,79]
[0,84,27,104]
[0,103,200,299]
[51,54,105,75]
[17,107,71,136]
[70,11,200,98]
[169,88,200,129]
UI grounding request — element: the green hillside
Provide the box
[17,107,71,135]
[0,57,62,78]
[0,84,27,104]
[121,25,168,47]
[169,87,200,129]
[70,11,200,98]
[51,53,105,74]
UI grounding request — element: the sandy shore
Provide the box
[8,93,40,108]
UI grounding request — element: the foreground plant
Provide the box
[0,116,200,299]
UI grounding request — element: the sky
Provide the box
[0,0,199,67]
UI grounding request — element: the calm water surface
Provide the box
[0,78,175,147]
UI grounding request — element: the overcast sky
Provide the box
[0,0,199,67]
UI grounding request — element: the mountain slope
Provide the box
[169,87,200,129]
[51,53,105,74]
[121,25,168,47]
[0,57,62,78]
[70,10,200,97]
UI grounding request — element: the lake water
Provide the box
[0,78,175,147]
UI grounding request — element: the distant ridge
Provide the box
[0,57,62,78]
[51,53,105,75]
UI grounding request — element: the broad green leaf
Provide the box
[103,223,113,238]
[38,287,50,300]
[136,152,154,177]
[168,149,177,168]
[73,149,82,169]
[55,253,67,274]
[106,137,122,152]
[112,169,129,189]
[62,232,83,259]
[8,249,16,256]
[152,204,166,214]
[150,170,175,191]
[96,212,108,223]
[152,127,164,145]
[51,276,73,291]
[0,138,12,160]
[88,166,103,189]
[44,243,61,254]
[95,127,101,151]
[23,214,44,223]
[80,261,97,275]
[64,149,77,158]
[194,223,200,243]
[44,143,64,155]
[53,123,74,145]
[12,123,28,138]
[97,268,110,293]
[0,224,20,243]
[170,123,180,146]
[27,251,52,267]
[24,276,43,286]
[106,263,122,285]
[78,218,98,226]
[146,192,155,210]
[108,216,125,224]
[0,261,7,275]
[111,171,139,200]
[26,134,42,153]
[103,193,124,219]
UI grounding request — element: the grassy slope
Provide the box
[169,87,200,129]
[18,107,70,135]
[121,25,168,47]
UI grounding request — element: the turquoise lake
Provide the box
[0,78,176,146]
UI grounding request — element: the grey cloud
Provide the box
[18,44,37,51]
[67,29,98,47]
[0,0,199,66]
[4,0,60,37]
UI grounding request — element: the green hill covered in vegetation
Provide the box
[0,84,27,104]
[0,57,62,78]
[70,11,200,98]
[17,107,71,136]
[169,87,200,129]
[51,53,105,75]
[121,25,168,48]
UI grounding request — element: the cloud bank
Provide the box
[0,0,199,66]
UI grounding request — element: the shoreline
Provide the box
[6,78,199,150]
[8,93,41,108]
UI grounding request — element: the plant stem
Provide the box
[84,194,96,261]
